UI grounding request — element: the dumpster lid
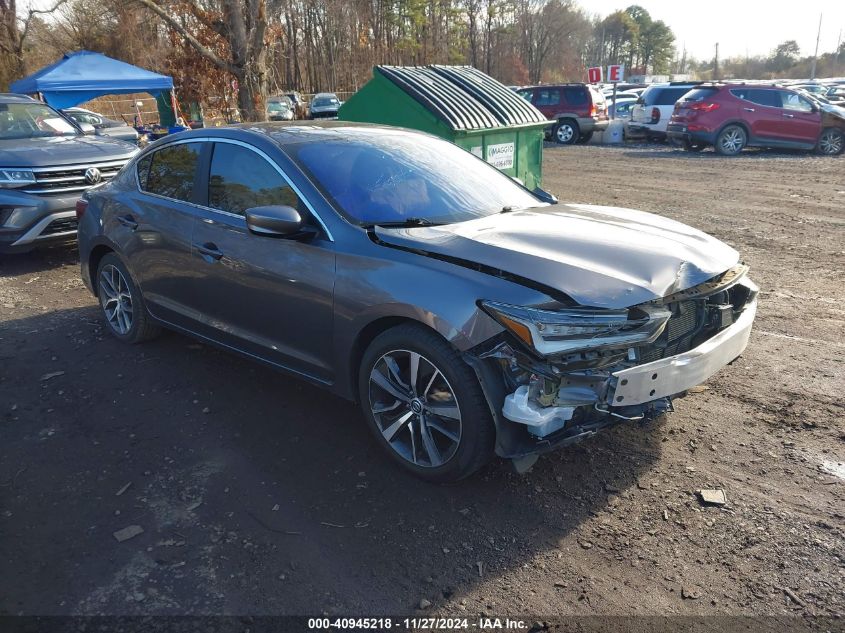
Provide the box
[376,65,501,131]
[429,65,547,127]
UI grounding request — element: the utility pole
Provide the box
[714,42,719,80]
[810,12,822,79]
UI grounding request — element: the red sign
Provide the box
[607,64,625,83]
[587,67,603,83]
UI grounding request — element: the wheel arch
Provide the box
[346,315,457,404]
[717,119,751,140]
[87,243,116,297]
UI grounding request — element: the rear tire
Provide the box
[96,253,161,344]
[715,124,747,156]
[553,119,579,145]
[358,323,495,482]
[816,127,844,155]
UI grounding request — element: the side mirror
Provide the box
[79,122,96,135]
[245,205,303,237]
[532,187,558,204]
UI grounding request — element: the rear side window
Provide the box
[208,142,300,216]
[730,88,780,108]
[142,142,203,202]
[517,89,533,102]
[562,87,588,106]
[534,89,560,106]
[680,88,719,102]
[651,87,693,106]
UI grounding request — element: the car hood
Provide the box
[820,103,845,121]
[374,204,740,309]
[0,134,137,168]
[311,104,340,111]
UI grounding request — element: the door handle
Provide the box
[743,107,755,112]
[782,113,794,118]
[195,242,223,261]
[117,215,138,230]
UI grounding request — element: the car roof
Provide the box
[159,120,407,149]
[314,92,338,97]
[0,93,38,103]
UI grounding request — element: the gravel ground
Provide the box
[0,143,843,625]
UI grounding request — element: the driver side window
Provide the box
[208,143,302,217]
[781,91,813,112]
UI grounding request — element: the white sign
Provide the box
[486,142,515,170]
[607,64,625,83]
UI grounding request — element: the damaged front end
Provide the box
[465,265,758,465]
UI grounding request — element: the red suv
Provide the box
[517,84,608,144]
[667,84,845,156]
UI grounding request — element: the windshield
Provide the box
[268,101,290,112]
[287,131,543,225]
[313,96,339,107]
[0,102,78,140]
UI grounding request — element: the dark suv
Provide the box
[0,94,138,254]
[668,84,845,156]
[517,84,608,144]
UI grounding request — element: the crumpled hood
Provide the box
[0,135,137,167]
[375,204,740,309]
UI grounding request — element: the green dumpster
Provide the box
[339,65,548,190]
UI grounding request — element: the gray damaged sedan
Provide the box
[77,122,758,481]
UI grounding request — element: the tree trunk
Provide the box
[237,55,268,121]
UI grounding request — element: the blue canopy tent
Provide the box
[10,50,173,109]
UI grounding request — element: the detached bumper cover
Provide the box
[611,299,757,406]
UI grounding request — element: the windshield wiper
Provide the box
[372,218,443,228]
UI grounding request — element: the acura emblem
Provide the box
[84,167,102,185]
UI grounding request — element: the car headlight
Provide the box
[0,168,36,189]
[481,301,672,356]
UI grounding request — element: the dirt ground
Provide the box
[1,143,843,625]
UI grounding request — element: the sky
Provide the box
[584,0,845,61]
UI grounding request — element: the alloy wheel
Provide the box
[719,128,745,154]
[556,124,575,143]
[368,350,462,468]
[819,129,843,155]
[99,264,134,335]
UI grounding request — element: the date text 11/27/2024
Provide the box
[307,617,530,630]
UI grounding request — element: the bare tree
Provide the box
[0,0,69,87]
[132,0,269,120]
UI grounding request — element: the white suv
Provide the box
[627,82,701,141]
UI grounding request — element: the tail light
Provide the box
[650,107,660,124]
[689,102,721,113]
[590,104,597,117]
[75,198,88,220]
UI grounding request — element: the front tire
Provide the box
[553,119,579,145]
[817,127,844,155]
[358,324,495,482]
[96,253,160,344]
[715,124,747,156]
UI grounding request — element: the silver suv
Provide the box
[627,82,701,141]
[0,94,137,254]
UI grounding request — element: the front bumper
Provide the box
[611,299,757,405]
[0,192,80,254]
